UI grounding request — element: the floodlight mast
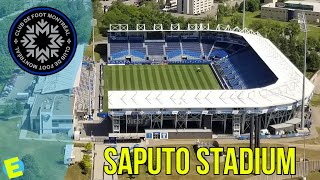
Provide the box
[298,12,307,180]
[242,0,246,29]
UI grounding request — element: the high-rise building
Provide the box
[177,0,214,15]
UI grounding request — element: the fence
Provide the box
[248,160,320,180]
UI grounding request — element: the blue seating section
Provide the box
[202,43,214,56]
[130,42,146,59]
[209,49,228,58]
[166,42,182,58]
[110,42,128,59]
[167,50,182,59]
[213,58,245,89]
[228,48,278,88]
[213,47,278,89]
[183,50,201,58]
[131,50,145,59]
[111,50,129,59]
[182,42,201,58]
[145,42,164,55]
[214,41,231,49]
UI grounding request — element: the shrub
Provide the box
[79,154,91,174]
[212,140,219,147]
[85,143,93,153]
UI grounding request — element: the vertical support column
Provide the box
[210,115,213,131]
[223,119,226,134]
[136,115,138,133]
[185,114,188,128]
[111,116,114,133]
[250,115,254,150]
[175,114,177,129]
[241,114,246,134]
[150,115,153,129]
[126,115,128,133]
[161,114,163,129]
[199,114,203,128]
[255,115,260,148]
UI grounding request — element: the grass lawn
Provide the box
[103,64,221,112]
[0,117,68,180]
[65,163,91,180]
[105,64,221,91]
[118,143,320,180]
[310,94,320,107]
[84,44,101,62]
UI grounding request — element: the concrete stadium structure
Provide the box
[103,24,314,139]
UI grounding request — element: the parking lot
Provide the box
[0,71,34,104]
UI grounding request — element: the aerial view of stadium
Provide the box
[102,28,313,138]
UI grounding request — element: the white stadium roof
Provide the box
[108,31,314,110]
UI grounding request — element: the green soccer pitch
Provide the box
[103,64,221,111]
[104,64,221,91]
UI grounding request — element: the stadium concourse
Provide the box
[99,24,314,140]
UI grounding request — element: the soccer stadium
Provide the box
[101,24,314,139]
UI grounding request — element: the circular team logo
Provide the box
[8,7,77,76]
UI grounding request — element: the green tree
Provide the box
[235,2,240,10]
[14,102,23,114]
[238,0,260,12]
[16,154,41,180]
[230,14,242,28]
[1,106,11,117]
[308,37,318,51]
[316,38,320,52]
[217,4,233,17]
[284,20,300,40]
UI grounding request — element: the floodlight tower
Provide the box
[88,19,97,120]
[298,12,307,180]
[242,0,246,29]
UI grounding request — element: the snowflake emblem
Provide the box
[20,19,65,63]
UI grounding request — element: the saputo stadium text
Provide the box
[103,147,296,175]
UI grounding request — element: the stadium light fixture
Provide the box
[298,12,307,180]
[89,19,97,120]
[242,0,246,29]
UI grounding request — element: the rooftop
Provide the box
[262,1,320,12]
[30,94,73,116]
[34,45,84,94]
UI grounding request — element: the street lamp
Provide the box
[89,19,97,120]
[298,12,307,180]
[242,0,246,29]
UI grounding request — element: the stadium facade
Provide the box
[103,24,314,138]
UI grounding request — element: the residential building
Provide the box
[177,0,214,15]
